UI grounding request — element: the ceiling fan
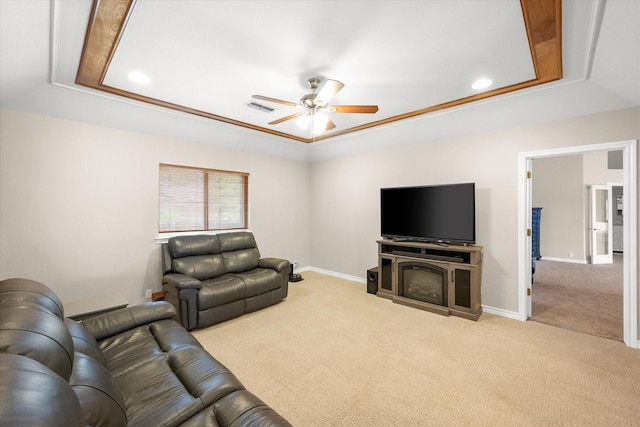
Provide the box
[252,78,379,134]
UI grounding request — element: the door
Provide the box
[590,184,613,264]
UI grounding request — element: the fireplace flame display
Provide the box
[400,264,448,306]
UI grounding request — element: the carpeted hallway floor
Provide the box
[530,254,623,341]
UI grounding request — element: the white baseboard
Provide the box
[536,257,587,264]
[482,305,520,320]
[304,266,366,284]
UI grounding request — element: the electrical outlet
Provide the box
[569,252,574,258]
[145,289,152,299]
[293,260,299,269]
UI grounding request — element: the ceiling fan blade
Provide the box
[268,112,306,125]
[325,118,337,131]
[315,79,344,106]
[252,95,298,107]
[331,105,379,114]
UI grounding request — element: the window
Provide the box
[159,164,248,233]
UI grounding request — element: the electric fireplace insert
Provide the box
[398,261,448,306]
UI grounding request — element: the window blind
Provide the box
[159,164,248,232]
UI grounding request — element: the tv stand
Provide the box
[377,239,483,320]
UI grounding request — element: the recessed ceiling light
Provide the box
[472,78,493,90]
[128,72,150,84]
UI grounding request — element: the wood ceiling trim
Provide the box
[76,0,562,144]
[520,0,563,82]
[76,0,133,87]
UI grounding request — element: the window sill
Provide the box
[155,229,250,244]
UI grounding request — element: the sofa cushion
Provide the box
[150,318,201,351]
[119,352,204,426]
[97,318,246,426]
[65,318,107,365]
[81,301,176,341]
[222,248,260,273]
[169,345,245,405]
[153,320,247,407]
[98,322,204,426]
[218,231,258,252]
[218,232,261,273]
[0,353,85,427]
[180,393,293,427]
[231,268,282,297]
[70,352,127,426]
[0,298,54,314]
[198,275,247,309]
[0,277,65,319]
[0,305,74,380]
[215,390,293,427]
[169,234,221,258]
[173,254,226,280]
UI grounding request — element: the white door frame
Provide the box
[518,140,638,349]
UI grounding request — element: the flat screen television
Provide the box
[380,183,476,244]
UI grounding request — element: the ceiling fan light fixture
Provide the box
[296,110,329,134]
[296,113,310,130]
[253,77,377,137]
[312,111,329,134]
[472,78,493,90]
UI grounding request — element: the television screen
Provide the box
[380,183,476,244]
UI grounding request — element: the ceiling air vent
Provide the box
[246,101,275,113]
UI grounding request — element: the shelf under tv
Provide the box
[391,250,466,263]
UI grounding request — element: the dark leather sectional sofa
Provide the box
[0,278,291,426]
[162,232,290,330]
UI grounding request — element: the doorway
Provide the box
[528,156,623,340]
[518,140,638,349]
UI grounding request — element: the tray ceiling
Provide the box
[75,0,561,143]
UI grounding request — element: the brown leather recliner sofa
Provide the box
[162,232,290,330]
[0,278,291,426]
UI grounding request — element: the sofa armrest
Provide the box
[80,301,176,341]
[162,276,200,330]
[259,257,290,273]
[162,273,202,290]
[259,258,290,299]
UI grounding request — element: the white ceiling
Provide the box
[102,0,534,140]
[1,0,639,162]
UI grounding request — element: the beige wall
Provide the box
[0,109,310,304]
[583,150,625,185]
[310,107,640,315]
[532,155,585,261]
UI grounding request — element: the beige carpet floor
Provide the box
[531,255,623,341]
[193,271,639,426]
